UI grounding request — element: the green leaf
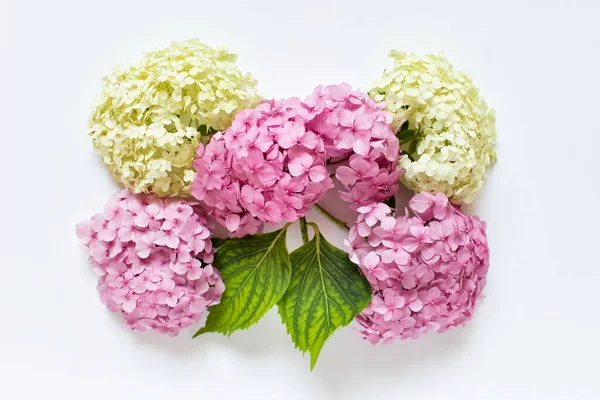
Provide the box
[198,124,218,137]
[397,128,417,142]
[195,226,292,337]
[277,224,372,370]
[210,237,226,250]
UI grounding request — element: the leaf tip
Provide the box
[309,346,323,371]
[192,329,204,338]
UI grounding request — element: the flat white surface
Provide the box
[1,0,599,398]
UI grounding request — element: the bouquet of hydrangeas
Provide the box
[77,40,495,370]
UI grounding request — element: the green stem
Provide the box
[313,204,350,231]
[299,217,309,244]
[394,118,407,134]
[306,222,320,241]
[306,221,319,232]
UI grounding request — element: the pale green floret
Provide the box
[88,39,260,197]
[371,51,496,204]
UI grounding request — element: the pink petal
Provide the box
[380,249,396,264]
[352,138,371,156]
[308,165,327,182]
[336,166,358,186]
[401,317,416,328]
[134,213,151,228]
[373,269,388,281]
[137,247,151,259]
[409,192,434,215]
[394,249,411,265]
[171,261,189,275]
[123,299,137,313]
[160,279,176,292]
[301,131,319,149]
[363,252,380,269]
[399,237,418,253]
[166,234,180,249]
[409,298,423,312]
[264,201,282,222]
[338,109,355,128]
[187,267,202,280]
[225,214,241,232]
[354,113,374,130]
[336,130,355,149]
[98,228,116,242]
[433,204,448,220]
[288,154,310,177]
[75,222,93,245]
[371,302,388,315]
[166,296,178,308]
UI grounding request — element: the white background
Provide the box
[1,0,599,398]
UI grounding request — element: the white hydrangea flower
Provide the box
[371,51,497,204]
[88,39,260,197]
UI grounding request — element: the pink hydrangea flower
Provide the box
[191,84,401,236]
[191,98,334,237]
[76,190,224,336]
[347,192,490,344]
[306,84,402,210]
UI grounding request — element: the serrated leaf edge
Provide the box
[195,226,291,337]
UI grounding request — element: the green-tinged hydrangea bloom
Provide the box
[88,39,260,197]
[371,51,496,204]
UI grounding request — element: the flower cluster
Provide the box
[191,98,334,237]
[306,84,402,210]
[76,190,224,336]
[88,39,260,197]
[371,51,497,204]
[346,192,489,343]
[191,84,401,236]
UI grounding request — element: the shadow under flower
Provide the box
[312,321,475,397]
